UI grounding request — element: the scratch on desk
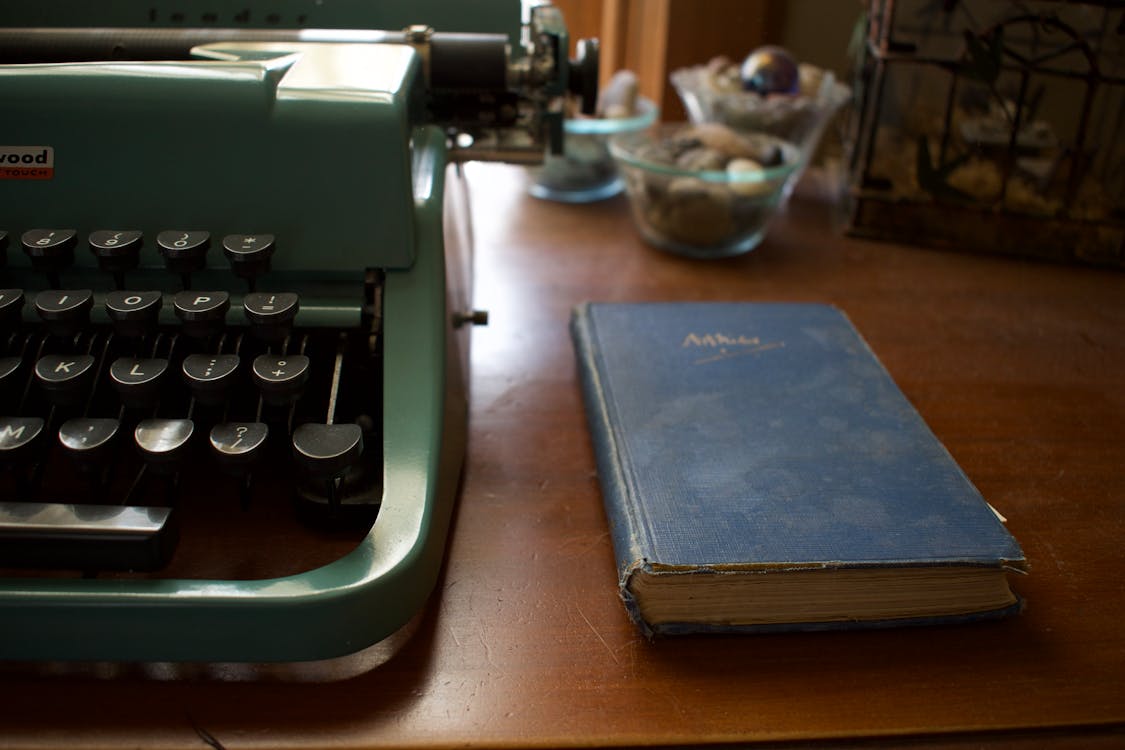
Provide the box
[576,603,620,666]
[188,714,226,750]
[478,630,501,671]
[446,623,464,648]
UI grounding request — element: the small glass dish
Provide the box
[529,97,658,203]
[671,64,849,196]
[609,125,800,258]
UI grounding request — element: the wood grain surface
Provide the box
[0,164,1122,749]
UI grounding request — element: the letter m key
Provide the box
[0,417,44,451]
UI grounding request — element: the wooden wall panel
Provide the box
[550,0,605,56]
[554,0,784,120]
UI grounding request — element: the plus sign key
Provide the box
[251,353,309,405]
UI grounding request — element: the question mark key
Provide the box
[209,421,269,472]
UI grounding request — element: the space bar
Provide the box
[0,501,177,571]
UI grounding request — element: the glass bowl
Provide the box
[609,125,800,258]
[670,63,849,196]
[529,97,658,203]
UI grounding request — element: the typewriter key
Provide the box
[105,290,163,337]
[222,234,275,286]
[182,353,241,405]
[157,230,210,286]
[34,289,93,337]
[89,230,143,286]
[243,292,298,341]
[21,229,77,286]
[0,289,24,328]
[252,353,310,405]
[134,418,194,472]
[209,422,268,473]
[0,356,22,389]
[291,422,363,480]
[58,417,120,464]
[34,354,96,406]
[173,290,229,338]
[0,416,45,462]
[110,357,169,409]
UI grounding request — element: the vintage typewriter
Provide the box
[0,0,596,661]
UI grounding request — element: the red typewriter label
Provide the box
[0,146,54,180]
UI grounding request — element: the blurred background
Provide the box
[551,0,860,121]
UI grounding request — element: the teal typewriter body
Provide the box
[0,1,592,662]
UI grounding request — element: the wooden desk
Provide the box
[1,164,1123,748]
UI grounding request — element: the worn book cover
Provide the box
[571,302,1025,636]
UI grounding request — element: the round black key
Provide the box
[243,292,299,341]
[182,353,240,404]
[0,416,45,462]
[252,353,310,405]
[134,418,194,472]
[58,417,120,463]
[0,289,24,327]
[292,422,363,479]
[21,229,77,274]
[105,290,163,337]
[156,230,210,275]
[34,289,94,336]
[0,230,8,267]
[0,356,22,388]
[34,353,96,406]
[222,234,276,280]
[110,357,169,408]
[89,230,143,276]
[0,355,24,408]
[210,421,269,473]
[173,290,229,338]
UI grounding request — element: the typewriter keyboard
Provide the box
[0,229,383,577]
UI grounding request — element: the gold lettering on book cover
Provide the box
[682,333,785,365]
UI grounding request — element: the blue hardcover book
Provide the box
[571,302,1026,636]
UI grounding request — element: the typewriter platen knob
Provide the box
[568,38,601,115]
